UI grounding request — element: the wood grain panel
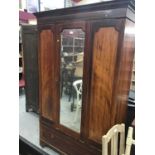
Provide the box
[40,29,57,121]
[89,27,119,143]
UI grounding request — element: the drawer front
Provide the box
[40,124,101,155]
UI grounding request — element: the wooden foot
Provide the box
[40,140,47,148]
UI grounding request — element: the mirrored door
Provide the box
[59,29,85,133]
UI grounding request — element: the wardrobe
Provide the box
[34,0,135,154]
[22,25,39,113]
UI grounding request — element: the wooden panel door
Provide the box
[88,20,123,143]
[39,27,59,122]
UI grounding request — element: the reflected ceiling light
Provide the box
[125,27,135,35]
[69,31,74,34]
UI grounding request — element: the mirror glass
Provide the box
[60,29,85,133]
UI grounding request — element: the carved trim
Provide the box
[56,22,86,33]
[38,24,54,31]
[92,19,124,34]
[34,0,134,18]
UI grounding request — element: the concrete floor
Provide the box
[19,93,60,155]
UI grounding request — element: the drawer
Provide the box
[40,124,101,155]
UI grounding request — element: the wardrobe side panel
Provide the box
[89,27,119,143]
[114,20,135,123]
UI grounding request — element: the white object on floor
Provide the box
[73,79,82,123]
[102,124,125,155]
[123,127,135,155]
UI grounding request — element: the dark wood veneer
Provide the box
[35,0,135,154]
[40,121,101,155]
[36,0,134,16]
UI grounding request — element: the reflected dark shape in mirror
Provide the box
[60,29,85,133]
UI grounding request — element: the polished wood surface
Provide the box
[40,122,101,155]
[36,1,135,155]
[40,29,57,121]
[89,27,119,143]
[34,0,134,24]
[114,19,135,123]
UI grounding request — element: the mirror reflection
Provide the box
[60,29,85,133]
